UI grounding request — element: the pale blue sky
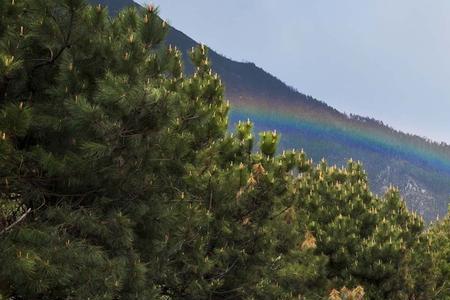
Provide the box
[136,0,450,143]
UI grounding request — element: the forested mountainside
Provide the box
[94,0,450,222]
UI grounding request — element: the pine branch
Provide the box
[0,75,11,104]
[28,4,75,96]
[31,45,68,71]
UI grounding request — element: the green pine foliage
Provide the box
[0,1,447,299]
[429,207,450,300]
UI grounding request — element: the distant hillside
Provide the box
[91,0,450,221]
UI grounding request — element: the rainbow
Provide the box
[228,96,450,175]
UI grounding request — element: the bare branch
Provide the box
[0,208,31,235]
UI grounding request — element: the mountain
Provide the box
[91,0,450,222]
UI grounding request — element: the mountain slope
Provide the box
[92,0,450,221]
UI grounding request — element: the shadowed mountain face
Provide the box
[90,0,450,222]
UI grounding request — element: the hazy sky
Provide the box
[136,0,450,143]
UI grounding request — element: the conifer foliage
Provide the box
[429,207,450,299]
[0,1,447,299]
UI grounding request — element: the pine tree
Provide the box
[295,158,434,299]
[0,0,220,298]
